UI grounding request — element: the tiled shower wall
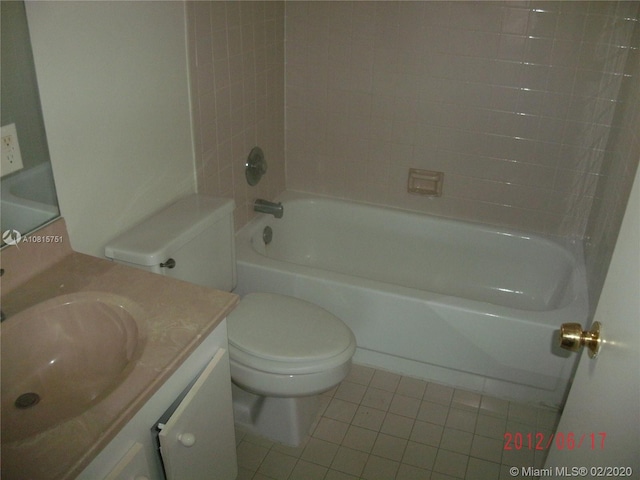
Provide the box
[187,1,639,305]
[285,1,639,238]
[187,1,285,230]
[584,18,640,310]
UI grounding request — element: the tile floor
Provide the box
[235,364,561,480]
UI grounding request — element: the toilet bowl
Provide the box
[104,195,357,446]
[228,293,356,395]
[227,293,356,445]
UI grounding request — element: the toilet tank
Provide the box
[105,195,236,291]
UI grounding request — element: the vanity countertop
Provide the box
[0,220,239,480]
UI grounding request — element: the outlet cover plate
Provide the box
[1,123,24,177]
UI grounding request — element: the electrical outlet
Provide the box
[1,123,24,177]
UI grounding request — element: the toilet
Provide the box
[105,194,356,446]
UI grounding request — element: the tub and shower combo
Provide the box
[235,192,588,408]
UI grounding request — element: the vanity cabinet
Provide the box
[103,443,151,480]
[77,320,237,480]
[158,348,236,479]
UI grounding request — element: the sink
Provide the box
[1,292,146,442]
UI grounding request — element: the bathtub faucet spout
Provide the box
[254,199,283,218]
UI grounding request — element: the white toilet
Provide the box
[105,194,356,446]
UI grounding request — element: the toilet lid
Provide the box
[227,293,355,367]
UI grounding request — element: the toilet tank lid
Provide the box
[104,195,234,266]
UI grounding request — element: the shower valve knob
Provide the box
[559,321,602,358]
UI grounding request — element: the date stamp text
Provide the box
[504,431,607,450]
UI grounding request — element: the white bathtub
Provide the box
[235,192,588,407]
[1,162,59,235]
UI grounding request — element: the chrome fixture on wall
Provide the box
[254,199,283,218]
[245,146,267,186]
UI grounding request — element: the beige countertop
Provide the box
[0,219,239,479]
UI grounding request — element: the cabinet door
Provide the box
[159,348,237,480]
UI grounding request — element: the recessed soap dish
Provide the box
[408,168,444,197]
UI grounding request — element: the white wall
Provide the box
[26,1,195,257]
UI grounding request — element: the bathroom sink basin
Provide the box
[1,292,146,443]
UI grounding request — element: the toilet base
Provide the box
[232,384,321,447]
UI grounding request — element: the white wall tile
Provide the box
[188,1,285,230]
[285,1,639,239]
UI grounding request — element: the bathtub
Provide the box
[234,191,588,407]
[1,162,59,235]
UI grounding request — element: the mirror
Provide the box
[1,0,60,246]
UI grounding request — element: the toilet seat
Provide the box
[227,293,356,376]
